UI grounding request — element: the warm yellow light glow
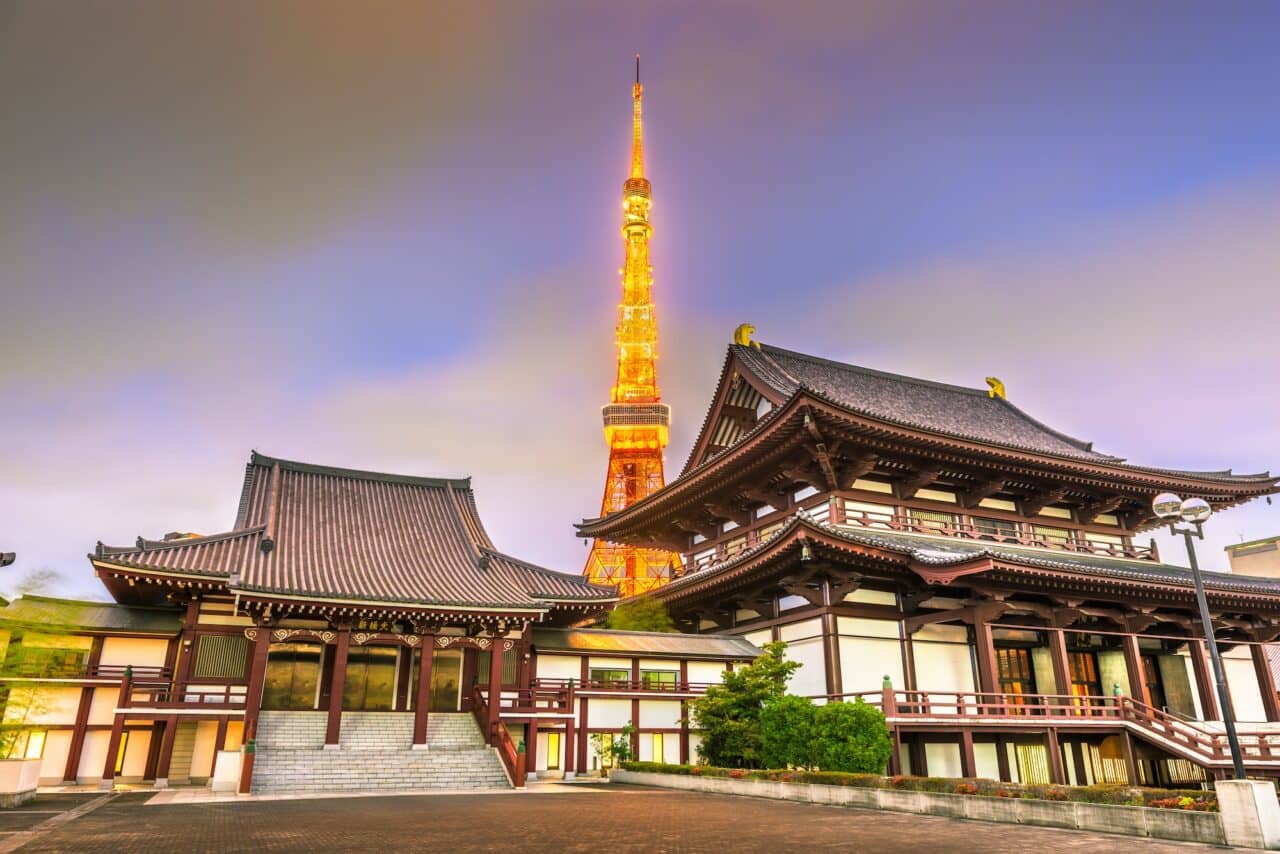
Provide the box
[584,60,678,597]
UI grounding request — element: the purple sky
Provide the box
[3,2,1279,599]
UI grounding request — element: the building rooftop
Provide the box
[0,595,182,634]
[94,452,615,612]
[531,626,758,660]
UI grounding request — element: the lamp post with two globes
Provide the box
[1152,492,1246,779]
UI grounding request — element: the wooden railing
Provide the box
[0,662,172,681]
[125,682,247,709]
[838,508,1156,561]
[813,687,1280,768]
[471,685,526,787]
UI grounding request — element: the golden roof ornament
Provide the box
[733,323,760,349]
[985,377,1007,400]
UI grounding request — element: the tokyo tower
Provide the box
[583,57,678,597]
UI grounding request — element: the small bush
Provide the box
[814,700,893,774]
[760,695,818,770]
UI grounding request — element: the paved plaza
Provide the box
[0,783,1239,853]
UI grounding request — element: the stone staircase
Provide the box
[251,711,511,793]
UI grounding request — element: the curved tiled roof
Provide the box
[733,344,1273,483]
[95,453,614,611]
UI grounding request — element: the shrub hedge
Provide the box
[617,763,1217,811]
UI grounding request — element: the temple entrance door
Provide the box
[1141,654,1167,711]
[342,646,399,711]
[262,642,325,710]
[429,649,463,712]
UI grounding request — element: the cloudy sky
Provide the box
[3,2,1279,599]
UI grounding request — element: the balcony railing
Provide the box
[124,683,247,709]
[0,662,172,682]
[837,508,1156,561]
[812,687,1280,768]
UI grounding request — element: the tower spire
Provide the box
[583,59,677,597]
[631,54,644,180]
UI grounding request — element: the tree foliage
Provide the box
[688,642,799,768]
[760,694,818,769]
[812,700,893,773]
[604,597,677,633]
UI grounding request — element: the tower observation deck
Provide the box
[583,58,678,597]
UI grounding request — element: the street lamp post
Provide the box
[1152,492,1246,780]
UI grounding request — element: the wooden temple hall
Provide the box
[578,340,1280,787]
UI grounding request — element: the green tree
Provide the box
[760,694,818,769]
[688,642,799,768]
[604,597,677,633]
[589,720,635,773]
[812,699,893,773]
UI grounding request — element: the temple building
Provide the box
[583,56,679,597]
[578,338,1280,785]
[0,453,753,791]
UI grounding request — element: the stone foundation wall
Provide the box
[611,769,1225,846]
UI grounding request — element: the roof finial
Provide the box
[985,377,1007,400]
[635,53,640,85]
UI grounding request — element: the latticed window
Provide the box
[974,517,1019,541]
[1032,525,1072,546]
[192,634,249,679]
[478,647,518,685]
[907,508,957,533]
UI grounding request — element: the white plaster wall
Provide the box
[973,741,1000,780]
[686,661,729,684]
[837,617,899,639]
[1178,652,1207,720]
[688,733,704,764]
[189,720,220,780]
[913,641,975,694]
[1005,742,1021,783]
[3,686,81,724]
[779,619,821,643]
[535,655,581,680]
[99,637,169,668]
[587,657,632,671]
[37,730,72,783]
[120,728,152,778]
[742,629,771,648]
[587,698,632,729]
[839,637,904,695]
[88,687,119,726]
[784,638,827,697]
[638,699,682,729]
[1223,649,1267,723]
[78,730,110,781]
[924,742,962,778]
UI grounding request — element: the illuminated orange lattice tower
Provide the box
[584,58,678,597]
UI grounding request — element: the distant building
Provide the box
[1227,535,1280,577]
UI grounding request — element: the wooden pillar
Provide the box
[994,736,1011,782]
[577,697,590,771]
[214,717,229,753]
[99,714,127,789]
[564,712,577,775]
[63,687,95,783]
[173,598,201,688]
[959,730,976,778]
[821,580,843,697]
[526,719,539,779]
[1047,628,1072,698]
[413,638,436,747]
[1045,728,1065,784]
[1121,633,1150,707]
[154,715,179,788]
[1121,730,1140,785]
[237,626,272,795]
[486,639,504,740]
[325,628,351,747]
[1189,639,1220,721]
[99,665,132,790]
[241,626,272,744]
[1250,643,1280,722]
[907,737,927,777]
[971,617,998,706]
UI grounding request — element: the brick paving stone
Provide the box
[15,786,1236,854]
